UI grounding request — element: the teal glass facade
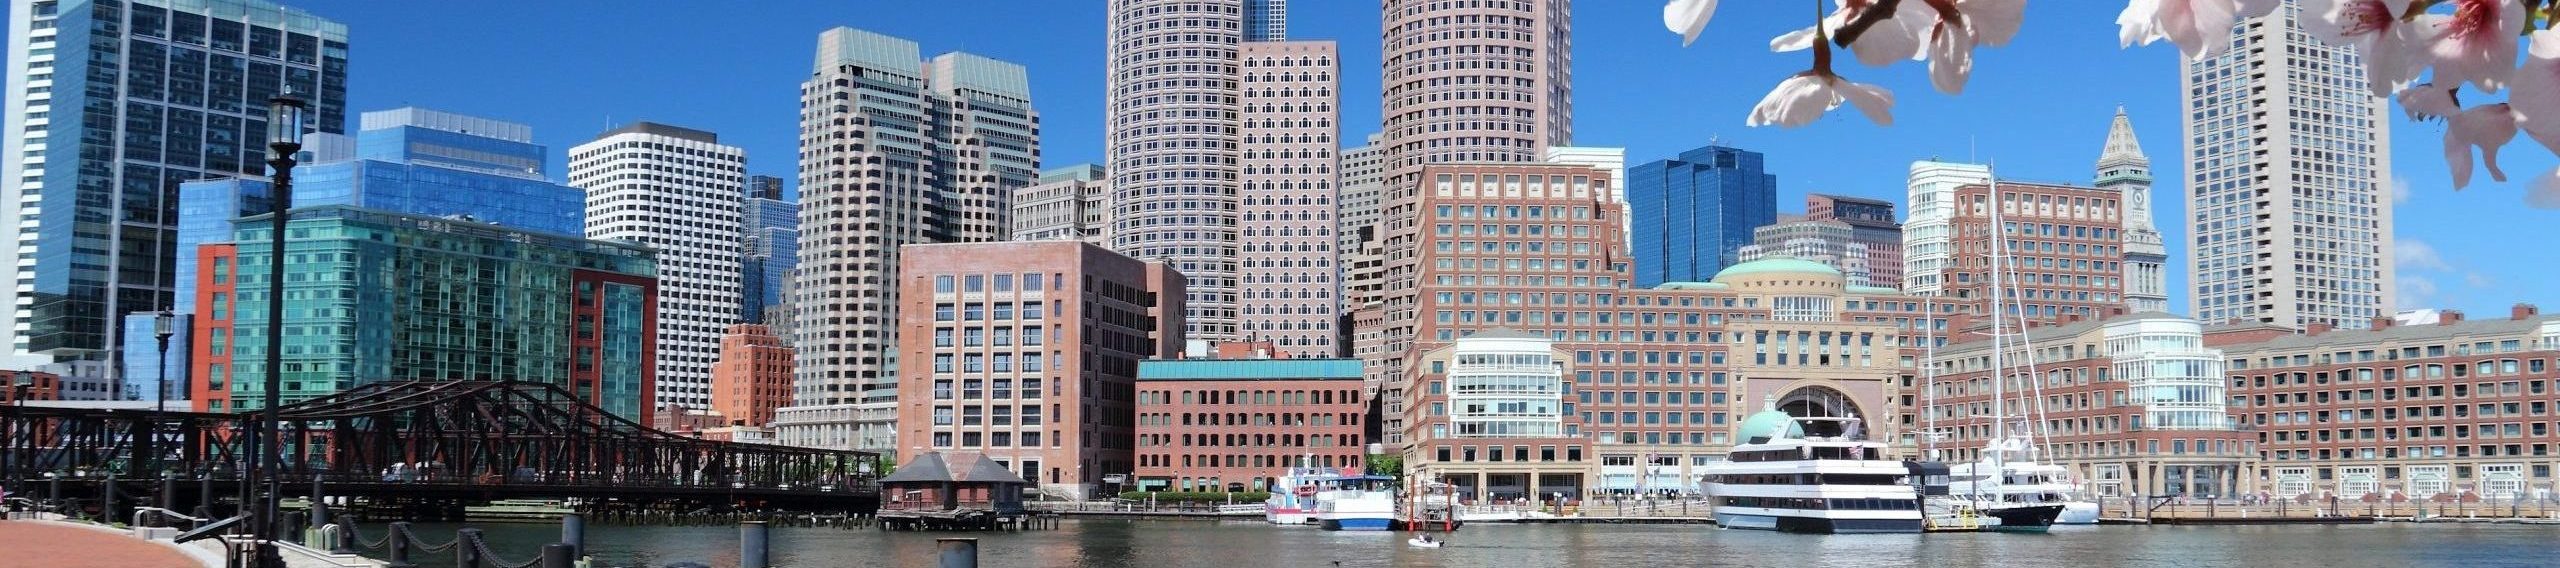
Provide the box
[10,0,348,358]
[204,205,654,418]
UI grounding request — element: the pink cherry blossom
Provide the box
[2396,83,2461,121]
[2443,103,2517,190]
[1771,1,1928,67]
[1665,0,1719,47]
[2506,31,2560,153]
[2421,0,2522,94]
[1749,73,1898,127]
[2300,0,2427,96]
[2119,0,2283,61]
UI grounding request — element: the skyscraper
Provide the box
[1107,1,1338,347]
[783,27,1037,452]
[1623,145,1778,287]
[1369,0,1574,410]
[1335,133,1388,283]
[1237,40,1341,355]
[569,122,747,409]
[2183,1,2393,329]
[741,175,797,325]
[4,0,349,362]
[1902,160,1992,296]
[2098,108,2171,314]
[1010,164,1109,243]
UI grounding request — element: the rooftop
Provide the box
[1711,257,1841,281]
[1137,358,1362,381]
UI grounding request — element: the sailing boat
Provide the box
[1939,167,2068,533]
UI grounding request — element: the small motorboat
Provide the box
[1406,536,1443,548]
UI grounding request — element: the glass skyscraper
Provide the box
[1624,145,1778,287]
[147,107,585,401]
[4,0,349,362]
[191,205,657,419]
[740,175,796,325]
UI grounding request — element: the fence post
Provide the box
[309,475,329,533]
[937,538,980,568]
[456,528,484,568]
[331,518,357,555]
[740,520,770,568]
[385,522,415,568]
[560,512,585,558]
[193,473,213,520]
[101,473,117,523]
[158,473,176,525]
[539,543,575,568]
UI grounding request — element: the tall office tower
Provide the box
[1624,145,1778,287]
[4,0,348,362]
[1244,0,1288,41]
[2098,107,2171,313]
[1237,40,1340,355]
[741,175,798,325]
[1370,0,1574,409]
[1901,160,1992,296]
[1804,194,1902,287]
[2183,1,2393,329]
[782,27,1037,452]
[570,122,747,409]
[1011,164,1110,243]
[1106,0,1248,343]
[1336,134,1388,281]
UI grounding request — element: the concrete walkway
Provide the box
[0,520,202,568]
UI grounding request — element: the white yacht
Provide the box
[1703,410,1923,534]
[1314,475,1398,531]
[1946,436,2101,525]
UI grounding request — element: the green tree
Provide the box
[1364,453,1403,480]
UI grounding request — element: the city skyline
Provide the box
[220,0,2555,334]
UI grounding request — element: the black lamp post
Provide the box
[243,90,306,568]
[147,310,173,476]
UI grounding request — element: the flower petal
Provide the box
[1928,22,1977,95]
[2422,1,2523,94]
[2505,30,2560,152]
[1666,0,1719,47]
[1958,0,2028,47]
[1836,78,1898,126]
[2444,103,2518,189]
[1748,74,1841,128]
[2397,83,2460,121]
[1772,25,1819,53]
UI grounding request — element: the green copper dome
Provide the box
[1736,410,1805,442]
[1711,257,1842,282]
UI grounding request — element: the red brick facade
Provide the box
[713,324,793,428]
[1133,358,1366,491]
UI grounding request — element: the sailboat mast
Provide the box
[1985,167,2009,464]
[1923,296,1938,460]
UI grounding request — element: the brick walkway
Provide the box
[0,521,201,568]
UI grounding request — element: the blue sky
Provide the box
[291,0,2555,317]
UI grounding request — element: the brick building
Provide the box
[1133,358,1365,492]
[893,241,1185,499]
[713,324,794,428]
[1926,312,2257,498]
[1,369,62,403]
[1937,181,2139,323]
[2217,306,2560,502]
[1374,162,1943,500]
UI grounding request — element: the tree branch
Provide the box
[1832,0,1904,47]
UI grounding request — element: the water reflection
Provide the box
[400,518,2558,568]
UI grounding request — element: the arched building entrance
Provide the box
[1776,385,1868,438]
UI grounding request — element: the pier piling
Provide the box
[739,520,769,568]
[386,522,415,568]
[540,543,576,568]
[562,512,586,558]
[457,528,485,568]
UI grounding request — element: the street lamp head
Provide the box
[154,310,176,339]
[266,91,309,153]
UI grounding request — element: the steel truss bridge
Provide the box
[1,380,879,517]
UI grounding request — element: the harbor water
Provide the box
[400,519,2556,567]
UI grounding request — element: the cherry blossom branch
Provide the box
[1831,0,1904,46]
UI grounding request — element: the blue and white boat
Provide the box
[1266,460,1357,525]
[1315,475,1399,531]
